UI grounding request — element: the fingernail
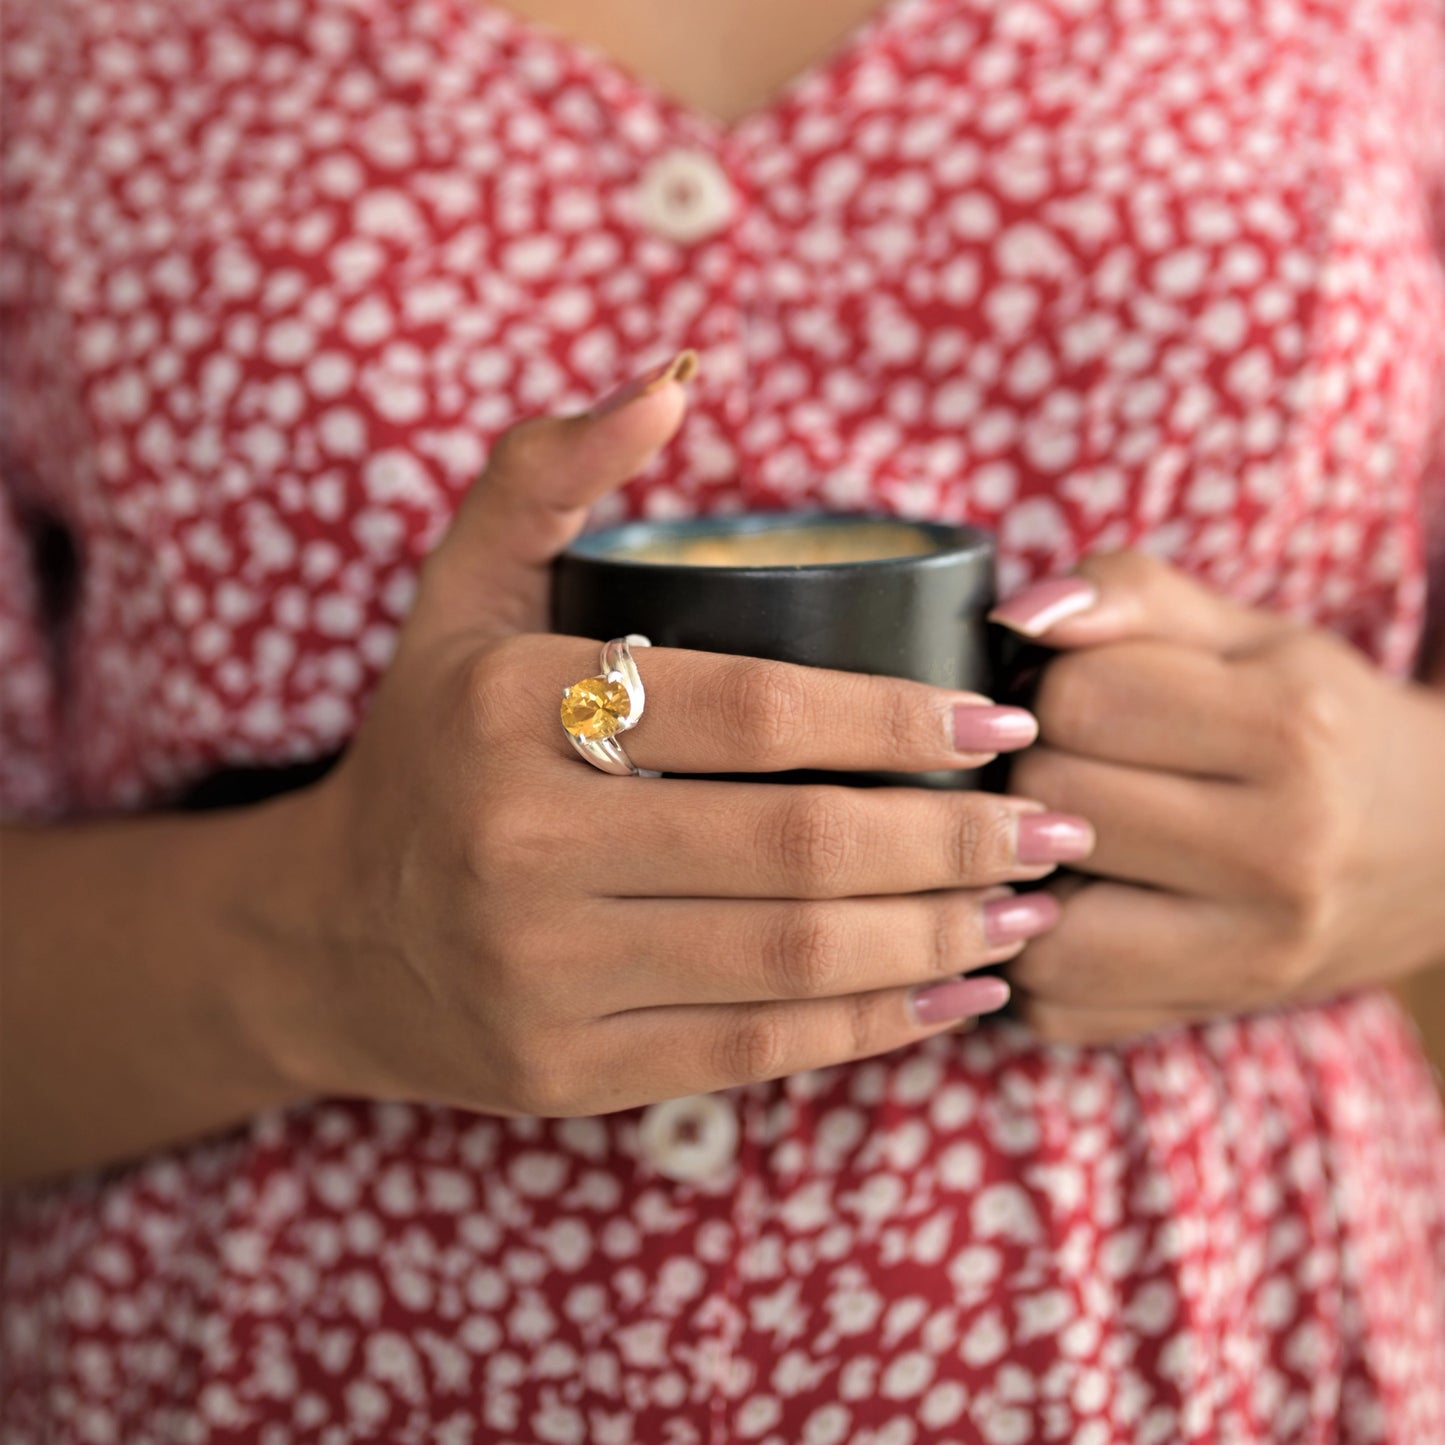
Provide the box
[983,891,1061,946]
[910,975,1011,1026]
[591,349,700,416]
[989,577,1098,637]
[1016,812,1095,865]
[952,703,1037,753]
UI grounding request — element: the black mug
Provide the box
[551,511,1042,790]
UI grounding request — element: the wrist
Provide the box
[215,776,359,1103]
[1363,681,1445,984]
[1406,684,1445,957]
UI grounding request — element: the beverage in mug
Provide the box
[612,518,946,567]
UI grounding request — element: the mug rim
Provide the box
[562,510,993,575]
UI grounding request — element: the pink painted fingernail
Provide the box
[591,349,700,416]
[1016,812,1095,865]
[989,577,1098,636]
[952,703,1038,754]
[983,891,1061,946]
[910,975,1011,1026]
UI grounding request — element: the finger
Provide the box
[418,351,696,638]
[990,550,1291,656]
[1013,994,1192,1046]
[526,636,1039,775]
[588,889,1059,1011]
[1034,641,1275,780]
[563,776,1092,898]
[590,973,1013,1102]
[1008,880,1248,1009]
[1008,746,1244,896]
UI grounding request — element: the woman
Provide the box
[3,0,1444,1439]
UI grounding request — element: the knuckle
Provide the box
[501,1032,578,1115]
[1005,748,1045,802]
[490,917,555,1000]
[470,789,546,880]
[1023,1004,1075,1045]
[725,659,812,770]
[1099,547,1168,589]
[1034,652,1104,748]
[1024,1002,1139,1047]
[716,1009,791,1084]
[948,801,1018,882]
[1005,934,1056,994]
[1080,547,1165,603]
[485,630,537,671]
[460,812,509,884]
[463,634,534,734]
[462,648,508,735]
[485,417,556,483]
[949,807,988,881]
[767,903,847,999]
[879,685,935,762]
[1006,745,1068,812]
[844,988,887,1060]
[769,789,857,896]
[1236,934,1315,1000]
[1267,635,1351,767]
[927,896,971,978]
[1249,802,1343,916]
[1249,870,1338,993]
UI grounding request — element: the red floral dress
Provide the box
[4,0,1445,1440]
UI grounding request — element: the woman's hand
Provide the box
[281,360,1094,1117]
[992,552,1445,1045]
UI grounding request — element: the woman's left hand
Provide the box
[994,551,1445,1045]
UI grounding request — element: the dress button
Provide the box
[636,148,736,244]
[638,1093,740,1183]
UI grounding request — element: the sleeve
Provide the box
[0,477,66,820]
[1,6,70,819]
[1418,7,1445,682]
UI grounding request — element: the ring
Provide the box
[560,634,659,777]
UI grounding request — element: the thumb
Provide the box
[989,549,1288,656]
[418,350,698,639]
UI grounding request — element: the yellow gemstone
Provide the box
[561,675,631,740]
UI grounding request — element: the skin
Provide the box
[1002,556,1445,1043]
[5,377,1444,1186]
[491,0,1445,1048]
[0,380,1068,1183]
[488,0,893,125]
[5,1,1445,1180]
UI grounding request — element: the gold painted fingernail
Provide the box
[592,349,700,415]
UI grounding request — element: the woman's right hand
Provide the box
[288,359,1095,1117]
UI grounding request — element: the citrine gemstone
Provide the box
[561,675,631,740]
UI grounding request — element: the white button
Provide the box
[636,149,736,244]
[638,1093,739,1183]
